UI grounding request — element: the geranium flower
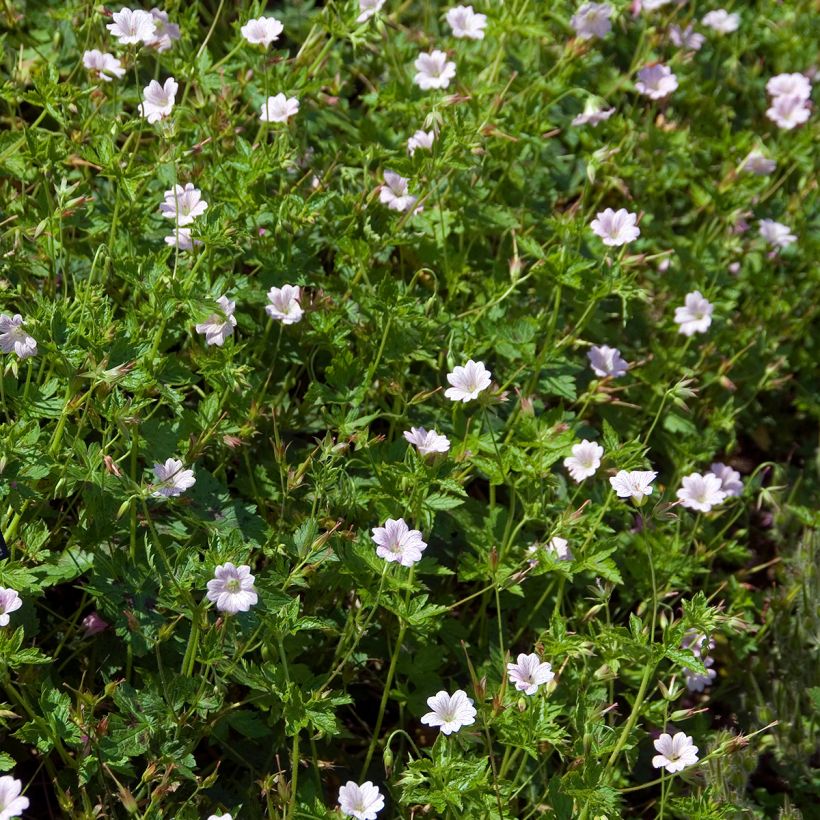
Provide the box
[206,563,258,614]
[572,99,615,126]
[642,0,674,9]
[446,5,487,40]
[82,49,126,81]
[652,732,699,773]
[766,72,812,101]
[766,94,811,130]
[0,588,23,627]
[669,24,705,51]
[81,612,109,636]
[587,345,629,378]
[379,171,418,212]
[758,219,796,248]
[413,50,456,90]
[195,296,237,346]
[676,472,726,512]
[590,208,640,246]
[160,183,208,226]
[151,458,196,498]
[740,151,775,175]
[708,462,743,497]
[547,537,572,561]
[507,653,555,695]
[674,290,713,336]
[635,64,678,99]
[164,228,201,251]
[106,8,156,44]
[0,776,29,819]
[564,439,604,482]
[408,129,435,155]
[444,360,492,402]
[0,314,37,359]
[570,2,613,40]
[206,814,232,820]
[684,653,717,692]
[338,781,385,820]
[266,285,303,324]
[145,9,180,52]
[702,9,739,33]
[610,470,656,502]
[420,689,477,735]
[403,427,451,456]
[357,0,386,23]
[260,93,299,123]
[241,16,284,48]
[371,518,427,567]
[138,77,178,123]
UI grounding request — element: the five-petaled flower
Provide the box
[357,0,386,23]
[139,77,178,123]
[413,50,456,90]
[507,653,555,695]
[635,64,678,99]
[420,689,477,735]
[676,472,726,512]
[206,563,258,614]
[766,73,811,101]
[196,296,237,346]
[241,16,284,47]
[260,93,300,123]
[106,8,156,44]
[652,732,699,773]
[165,227,201,251]
[160,183,208,226]
[408,129,436,156]
[0,775,29,820]
[669,24,705,51]
[404,427,451,457]
[0,314,37,359]
[674,291,713,336]
[587,344,629,378]
[708,462,743,497]
[740,151,775,175]
[702,9,740,33]
[151,458,196,498]
[445,360,492,402]
[0,588,23,627]
[82,50,126,81]
[446,5,487,40]
[758,219,796,248]
[145,9,180,52]
[572,99,615,127]
[379,171,418,212]
[570,2,613,40]
[610,470,657,502]
[564,439,604,482]
[266,285,304,324]
[371,518,428,567]
[590,208,640,246]
[338,780,385,820]
[765,94,811,130]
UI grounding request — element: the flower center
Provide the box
[226,578,241,593]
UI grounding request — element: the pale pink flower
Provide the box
[572,99,615,126]
[206,814,232,820]
[0,775,29,819]
[138,77,178,123]
[610,470,656,502]
[82,49,126,81]
[685,653,717,692]
[564,439,604,481]
[766,73,811,101]
[0,314,37,359]
[206,563,258,614]
[641,0,674,9]
[0,588,23,627]
[260,93,299,123]
[547,537,572,561]
[404,427,451,457]
[636,64,678,99]
[674,290,713,336]
[570,3,613,40]
[241,16,284,48]
[371,518,427,567]
[669,24,705,51]
[420,689,477,735]
[708,462,743,497]
[758,219,796,248]
[195,296,236,346]
[266,285,303,324]
[357,0,386,23]
[81,612,109,636]
[413,50,456,91]
[740,151,775,175]
[446,5,487,40]
[507,653,555,695]
[160,183,208,226]
[145,9,180,52]
[676,472,726,512]
[106,8,156,44]
[652,732,699,773]
[338,781,385,820]
[408,129,436,155]
[444,360,492,402]
[766,94,811,130]
[151,458,196,498]
[379,171,418,212]
[587,344,629,378]
[164,228,201,251]
[590,208,640,246]
[701,9,739,33]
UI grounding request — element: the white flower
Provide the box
[547,537,572,561]
[106,8,156,45]
[164,228,201,251]
[564,440,604,482]
[160,183,208,226]
[379,171,418,213]
[610,470,657,502]
[196,296,237,346]
[444,360,492,402]
[590,208,640,246]
[404,427,451,456]
[652,732,699,773]
[506,653,555,695]
[570,3,613,40]
[758,219,796,248]
[413,50,456,91]
[206,814,232,820]
[82,49,126,81]
[206,563,258,614]
[0,776,29,819]
[151,458,196,498]
[446,5,487,40]
[766,94,811,130]
[766,72,811,101]
[669,24,705,51]
[685,654,717,692]
[676,472,726,512]
[702,9,739,33]
[674,290,713,336]
[642,0,674,9]
[260,93,300,123]
[408,129,436,155]
[138,77,178,123]
[266,285,303,324]
[371,518,427,567]
[708,462,743,497]
[587,345,629,378]
[0,588,23,627]
[145,9,180,52]
[241,16,284,48]
[635,64,678,100]
[420,689,477,735]
[338,781,385,820]
[357,0,386,23]
[740,151,775,175]
[0,314,37,359]
[572,99,615,127]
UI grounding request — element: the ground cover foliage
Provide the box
[0,0,818,817]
